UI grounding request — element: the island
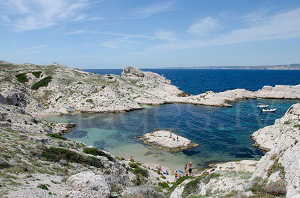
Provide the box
[137,130,198,152]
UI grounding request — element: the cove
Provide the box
[46,99,299,171]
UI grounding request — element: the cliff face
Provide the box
[0,62,183,114]
[251,103,300,197]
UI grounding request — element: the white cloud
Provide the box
[0,0,99,31]
[126,1,176,19]
[101,41,120,49]
[155,29,176,41]
[188,17,219,36]
[145,8,300,53]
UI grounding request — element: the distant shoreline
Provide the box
[147,64,300,70]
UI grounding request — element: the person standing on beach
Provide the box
[184,163,187,172]
[174,171,178,182]
[188,162,192,175]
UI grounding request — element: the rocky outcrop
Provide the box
[2,61,300,115]
[137,130,198,152]
[122,66,145,77]
[67,171,110,198]
[251,103,300,197]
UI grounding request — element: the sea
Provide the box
[46,69,300,170]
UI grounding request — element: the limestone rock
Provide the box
[251,103,300,197]
[67,171,110,198]
[121,66,145,77]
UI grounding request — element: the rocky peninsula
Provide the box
[0,60,299,197]
[137,130,198,152]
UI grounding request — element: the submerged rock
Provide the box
[66,130,88,138]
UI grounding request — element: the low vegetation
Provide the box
[86,99,93,103]
[42,147,104,168]
[158,182,169,189]
[31,76,52,90]
[198,172,220,184]
[83,147,114,161]
[267,160,285,178]
[129,162,139,168]
[37,184,49,190]
[169,176,192,192]
[32,71,42,78]
[131,167,149,178]
[294,124,300,129]
[182,178,200,197]
[250,177,286,197]
[15,73,28,83]
[46,134,67,140]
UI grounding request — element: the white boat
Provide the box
[261,108,277,112]
[257,104,268,108]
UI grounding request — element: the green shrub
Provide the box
[129,162,139,168]
[249,177,286,197]
[116,156,125,160]
[31,76,52,90]
[0,160,11,169]
[202,173,220,184]
[83,147,114,161]
[86,99,93,103]
[131,167,149,178]
[158,182,169,189]
[267,161,285,178]
[46,134,67,140]
[32,71,42,78]
[284,121,291,125]
[265,179,286,196]
[37,184,49,190]
[170,176,192,191]
[182,178,200,197]
[250,177,267,193]
[42,147,103,168]
[294,124,300,129]
[16,73,28,83]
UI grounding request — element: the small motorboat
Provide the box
[261,108,277,112]
[257,104,268,108]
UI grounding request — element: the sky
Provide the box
[1,0,300,68]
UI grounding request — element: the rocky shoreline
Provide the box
[137,130,198,152]
[0,60,299,197]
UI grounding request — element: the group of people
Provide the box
[174,162,193,182]
[170,132,180,142]
[130,155,193,182]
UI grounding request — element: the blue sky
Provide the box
[1,0,300,68]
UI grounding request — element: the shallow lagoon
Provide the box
[46,99,298,170]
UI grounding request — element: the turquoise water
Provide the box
[47,99,298,170]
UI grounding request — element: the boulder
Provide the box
[121,66,144,78]
[67,171,110,198]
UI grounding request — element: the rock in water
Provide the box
[137,130,198,152]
